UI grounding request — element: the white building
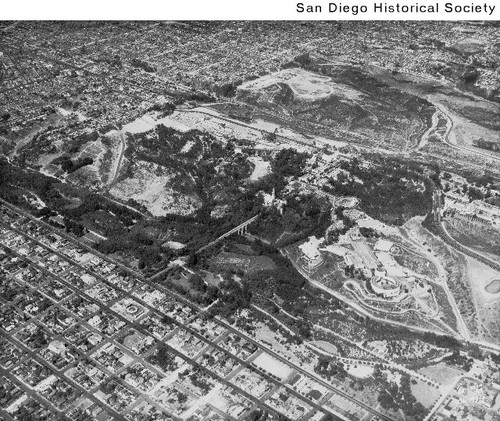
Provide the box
[299,236,324,272]
[260,188,286,214]
[370,276,401,298]
[374,239,394,252]
[321,244,349,257]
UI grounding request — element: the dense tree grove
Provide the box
[271,148,309,178]
[364,318,462,349]
[209,279,252,318]
[374,365,427,418]
[243,409,269,421]
[52,155,94,173]
[467,186,485,201]
[473,137,500,152]
[324,157,434,225]
[490,352,500,365]
[358,226,380,238]
[63,216,84,236]
[314,356,348,381]
[443,350,474,371]
[150,343,178,372]
[252,194,331,245]
[0,158,60,206]
[96,233,167,271]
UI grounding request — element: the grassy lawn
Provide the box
[418,363,462,387]
[411,378,441,408]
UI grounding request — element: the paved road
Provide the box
[423,375,462,421]
[0,365,70,421]
[0,198,396,421]
[107,131,127,189]
[2,220,351,421]
[284,249,452,339]
[432,189,500,273]
[430,188,500,352]
[3,241,289,420]
[434,104,500,165]
[401,224,470,341]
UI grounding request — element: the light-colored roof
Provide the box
[374,239,393,252]
[321,244,348,257]
[299,236,324,260]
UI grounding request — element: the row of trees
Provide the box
[364,317,462,349]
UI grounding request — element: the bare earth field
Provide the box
[403,218,480,339]
[248,156,270,181]
[110,160,202,217]
[418,363,462,387]
[237,64,435,151]
[239,68,364,102]
[485,280,500,294]
[465,255,500,305]
[410,378,441,409]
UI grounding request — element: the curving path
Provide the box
[433,104,500,164]
[432,189,500,273]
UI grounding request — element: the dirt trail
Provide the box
[402,218,471,341]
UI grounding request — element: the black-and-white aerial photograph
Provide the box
[1,19,500,421]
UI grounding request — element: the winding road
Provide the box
[430,104,500,165]
[0,198,397,421]
[432,189,500,273]
[107,131,127,188]
[400,225,471,342]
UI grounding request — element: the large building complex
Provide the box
[370,276,402,299]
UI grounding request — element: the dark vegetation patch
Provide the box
[81,143,310,273]
[250,194,331,245]
[52,155,94,174]
[188,236,343,337]
[125,125,253,203]
[0,156,143,244]
[16,128,100,167]
[473,137,500,152]
[363,319,462,349]
[125,147,311,253]
[373,366,427,419]
[130,58,156,73]
[238,61,435,150]
[459,105,500,131]
[212,252,277,274]
[442,350,473,372]
[324,156,435,225]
